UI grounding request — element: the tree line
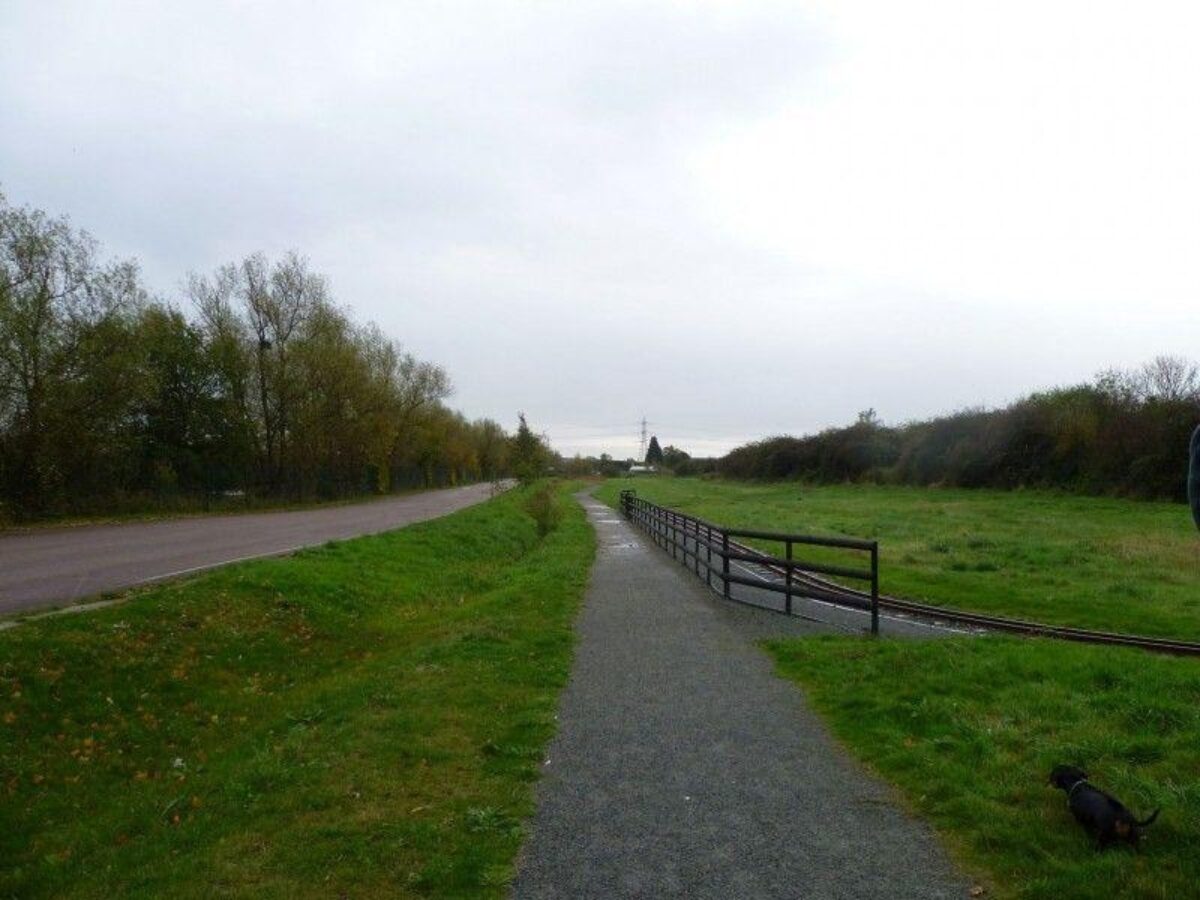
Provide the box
[717,357,1200,501]
[0,193,535,522]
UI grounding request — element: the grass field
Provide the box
[766,636,1200,900]
[0,482,593,898]
[596,478,1200,638]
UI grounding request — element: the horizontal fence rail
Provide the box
[619,489,881,635]
[618,489,1200,656]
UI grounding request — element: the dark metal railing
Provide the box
[619,489,881,635]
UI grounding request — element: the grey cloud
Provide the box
[3,2,1185,461]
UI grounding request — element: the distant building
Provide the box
[627,464,656,475]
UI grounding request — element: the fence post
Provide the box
[785,539,793,616]
[706,524,712,588]
[722,531,731,600]
[693,520,700,576]
[870,542,880,637]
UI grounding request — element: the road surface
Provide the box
[512,494,969,898]
[0,483,507,616]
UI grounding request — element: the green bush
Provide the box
[717,382,1200,501]
[525,484,563,536]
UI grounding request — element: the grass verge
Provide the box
[1,481,592,898]
[765,636,1200,900]
[596,477,1200,638]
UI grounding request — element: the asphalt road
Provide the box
[512,494,970,899]
[0,482,507,616]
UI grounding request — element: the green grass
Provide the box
[765,636,1200,900]
[0,482,593,898]
[596,477,1200,639]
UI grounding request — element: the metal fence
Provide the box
[619,489,881,635]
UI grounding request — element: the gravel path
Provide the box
[0,482,508,616]
[511,493,971,899]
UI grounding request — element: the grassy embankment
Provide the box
[767,637,1200,900]
[598,477,1199,898]
[596,477,1200,639]
[1,482,592,898]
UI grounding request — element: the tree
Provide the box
[1139,355,1200,403]
[510,413,548,484]
[474,418,509,481]
[0,193,503,518]
[646,435,664,465]
[383,343,452,483]
[136,305,226,495]
[661,444,691,470]
[856,408,880,428]
[242,252,326,493]
[0,194,144,514]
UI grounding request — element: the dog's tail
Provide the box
[1136,809,1160,828]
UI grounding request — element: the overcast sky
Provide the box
[3,1,1197,458]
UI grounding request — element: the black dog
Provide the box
[1048,765,1160,849]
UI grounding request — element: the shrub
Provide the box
[526,484,563,536]
[716,372,1200,502]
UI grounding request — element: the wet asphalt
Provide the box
[511,493,971,899]
[0,482,507,616]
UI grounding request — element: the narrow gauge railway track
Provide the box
[620,491,1200,657]
[724,535,1200,656]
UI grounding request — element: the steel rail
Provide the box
[620,491,1200,657]
[723,535,1200,656]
